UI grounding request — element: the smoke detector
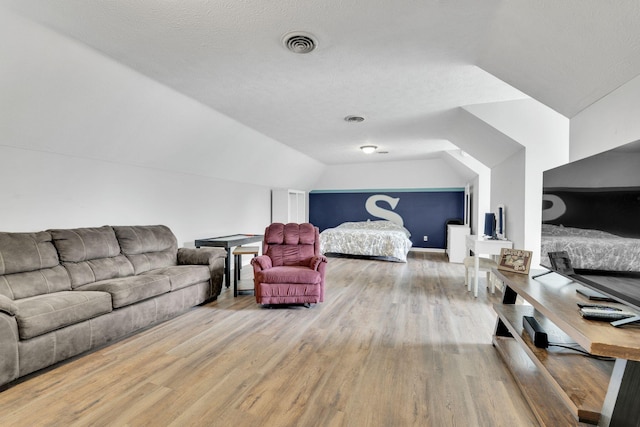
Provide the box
[283,31,317,54]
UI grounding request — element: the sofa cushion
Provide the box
[14,291,112,340]
[0,232,71,299]
[113,225,178,274]
[143,265,210,291]
[0,231,59,275]
[50,226,121,263]
[254,266,321,284]
[50,226,134,288]
[76,275,171,308]
[62,255,135,289]
[0,266,72,300]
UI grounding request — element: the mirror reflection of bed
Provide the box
[319,220,412,262]
[540,224,640,274]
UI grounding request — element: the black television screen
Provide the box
[540,139,640,314]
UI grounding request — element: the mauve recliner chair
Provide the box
[250,223,327,306]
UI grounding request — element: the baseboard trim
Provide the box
[410,248,445,253]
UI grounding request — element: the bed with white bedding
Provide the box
[319,220,413,262]
[540,224,640,272]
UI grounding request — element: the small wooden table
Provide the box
[232,246,259,297]
[195,234,263,290]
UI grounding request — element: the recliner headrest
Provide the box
[265,223,316,245]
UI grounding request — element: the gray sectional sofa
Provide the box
[0,224,226,388]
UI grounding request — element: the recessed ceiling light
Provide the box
[282,31,317,54]
[344,115,365,123]
[360,145,377,154]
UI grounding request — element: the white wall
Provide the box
[0,10,324,244]
[442,150,490,236]
[0,146,270,246]
[571,74,640,161]
[491,149,526,248]
[312,158,469,190]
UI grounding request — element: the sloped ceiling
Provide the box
[2,0,640,166]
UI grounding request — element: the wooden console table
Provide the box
[493,269,640,426]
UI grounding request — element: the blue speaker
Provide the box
[484,213,496,238]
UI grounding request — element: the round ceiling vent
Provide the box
[283,31,317,54]
[344,115,365,123]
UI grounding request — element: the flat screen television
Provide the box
[540,139,640,325]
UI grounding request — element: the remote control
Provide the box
[580,307,636,320]
[576,303,622,311]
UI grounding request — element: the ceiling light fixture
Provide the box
[360,145,377,154]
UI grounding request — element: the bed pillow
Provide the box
[336,220,411,237]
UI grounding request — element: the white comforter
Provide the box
[320,221,413,262]
[541,224,640,272]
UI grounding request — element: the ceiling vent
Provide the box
[283,32,317,54]
[344,115,365,123]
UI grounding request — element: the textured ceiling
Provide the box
[2,0,640,165]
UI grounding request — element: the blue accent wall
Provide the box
[309,188,465,249]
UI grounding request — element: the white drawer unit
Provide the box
[447,224,470,263]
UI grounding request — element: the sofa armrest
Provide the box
[250,255,272,271]
[309,255,328,271]
[177,247,227,298]
[177,247,226,265]
[0,294,17,317]
[0,311,19,386]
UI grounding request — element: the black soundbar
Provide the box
[523,316,548,348]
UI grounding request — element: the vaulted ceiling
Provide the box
[2,0,640,165]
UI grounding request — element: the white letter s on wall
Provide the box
[365,195,405,226]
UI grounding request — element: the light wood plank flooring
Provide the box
[0,252,539,426]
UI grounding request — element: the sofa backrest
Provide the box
[263,223,319,267]
[50,226,134,288]
[113,225,178,274]
[0,231,71,299]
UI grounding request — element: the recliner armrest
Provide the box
[309,255,328,271]
[177,247,226,265]
[251,255,272,271]
[0,294,17,316]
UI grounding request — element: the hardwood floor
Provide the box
[0,252,539,427]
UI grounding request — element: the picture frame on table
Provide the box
[497,248,533,274]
